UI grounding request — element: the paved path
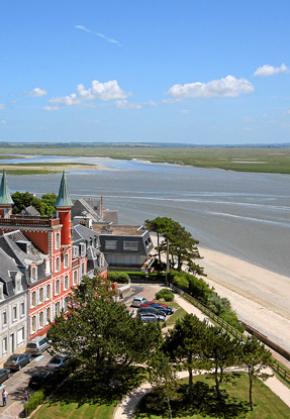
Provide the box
[114,285,290,418]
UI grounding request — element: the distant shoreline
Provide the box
[1,145,290,174]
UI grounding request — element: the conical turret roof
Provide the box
[55,171,72,208]
[0,171,13,205]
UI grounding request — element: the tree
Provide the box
[242,336,271,410]
[148,351,177,419]
[146,217,201,271]
[48,276,161,381]
[203,326,241,399]
[11,191,56,216]
[164,314,208,394]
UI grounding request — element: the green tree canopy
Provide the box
[12,191,56,216]
[48,276,162,378]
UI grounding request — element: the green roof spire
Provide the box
[0,170,13,205]
[55,171,72,208]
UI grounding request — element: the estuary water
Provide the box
[6,155,290,278]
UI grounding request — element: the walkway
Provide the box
[113,286,290,418]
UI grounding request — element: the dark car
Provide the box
[147,303,174,315]
[29,369,54,389]
[4,353,31,371]
[47,355,70,370]
[138,306,168,317]
[0,368,10,384]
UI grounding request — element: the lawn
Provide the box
[135,373,290,419]
[165,302,187,326]
[32,400,115,419]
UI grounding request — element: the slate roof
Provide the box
[56,171,72,208]
[0,171,13,205]
[20,205,40,216]
[0,248,25,298]
[73,223,100,245]
[72,199,102,223]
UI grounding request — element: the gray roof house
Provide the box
[92,223,154,270]
[72,197,118,225]
[0,247,28,364]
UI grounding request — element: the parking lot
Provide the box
[0,351,52,417]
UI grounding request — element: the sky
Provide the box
[1,0,290,145]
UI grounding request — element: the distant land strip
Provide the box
[1,144,290,174]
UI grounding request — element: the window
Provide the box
[31,266,37,282]
[64,275,69,290]
[55,302,61,317]
[55,280,60,295]
[46,307,51,323]
[12,306,17,321]
[15,276,22,293]
[64,253,69,268]
[31,291,37,306]
[73,270,78,285]
[55,232,61,249]
[39,312,44,327]
[80,243,86,257]
[0,283,4,301]
[17,327,25,344]
[2,337,7,354]
[123,241,139,251]
[105,240,117,250]
[55,257,61,272]
[39,288,44,303]
[2,311,7,326]
[46,284,51,300]
[20,302,25,317]
[72,246,79,258]
[31,316,36,332]
[81,262,86,276]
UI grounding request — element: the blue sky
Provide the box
[1,0,290,144]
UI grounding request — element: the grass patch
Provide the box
[31,400,115,419]
[165,302,187,326]
[1,145,290,174]
[135,373,290,418]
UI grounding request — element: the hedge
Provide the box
[109,272,130,284]
[155,288,174,302]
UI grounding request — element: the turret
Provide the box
[55,172,72,246]
[0,171,13,217]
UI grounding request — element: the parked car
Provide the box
[138,306,168,317]
[131,296,147,307]
[146,303,174,315]
[47,355,70,370]
[0,368,10,384]
[4,353,31,371]
[138,308,166,321]
[29,369,54,389]
[139,313,159,322]
[26,336,50,356]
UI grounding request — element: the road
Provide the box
[0,351,51,418]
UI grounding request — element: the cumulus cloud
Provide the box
[254,63,288,77]
[115,99,143,109]
[0,104,5,110]
[30,87,47,97]
[48,80,128,109]
[168,75,254,99]
[75,24,122,46]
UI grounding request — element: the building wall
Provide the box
[0,293,27,365]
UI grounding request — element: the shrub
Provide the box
[109,272,130,284]
[171,272,189,290]
[155,288,174,302]
[24,389,45,415]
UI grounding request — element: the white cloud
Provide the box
[43,105,61,111]
[168,75,254,99]
[0,104,5,110]
[254,63,288,77]
[48,80,128,109]
[30,87,47,97]
[75,24,122,46]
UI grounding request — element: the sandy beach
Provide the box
[200,247,290,355]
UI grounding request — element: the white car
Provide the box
[131,296,147,308]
